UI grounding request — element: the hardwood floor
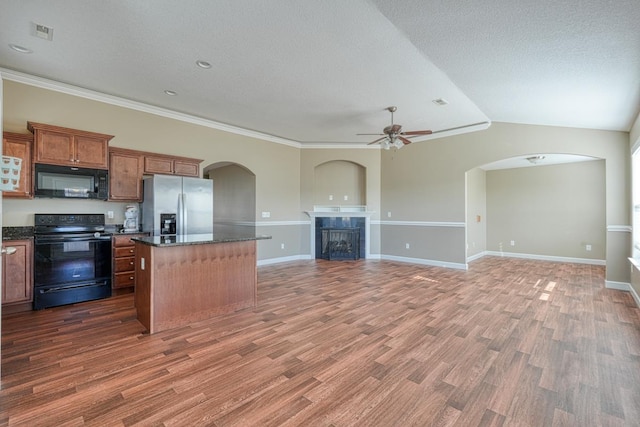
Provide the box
[1,257,639,426]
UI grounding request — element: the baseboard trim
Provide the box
[379,255,467,270]
[605,280,630,291]
[258,255,311,266]
[484,251,606,266]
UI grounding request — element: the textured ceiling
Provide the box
[0,1,638,147]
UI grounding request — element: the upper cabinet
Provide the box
[144,154,201,177]
[108,148,203,201]
[109,148,144,201]
[28,122,113,169]
[2,132,33,199]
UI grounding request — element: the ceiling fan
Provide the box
[358,106,432,150]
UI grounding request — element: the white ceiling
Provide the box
[1,1,638,147]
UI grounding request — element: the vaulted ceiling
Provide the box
[1,1,639,147]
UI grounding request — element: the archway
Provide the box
[203,162,256,224]
[466,153,605,264]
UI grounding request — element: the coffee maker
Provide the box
[123,205,139,232]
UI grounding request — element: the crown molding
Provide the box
[0,68,303,148]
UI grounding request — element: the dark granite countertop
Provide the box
[3,226,34,240]
[132,232,271,247]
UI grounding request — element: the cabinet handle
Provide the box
[129,262,134,266]
[1,247,17,255]
[129,249,134,253]
[129,276,134,280]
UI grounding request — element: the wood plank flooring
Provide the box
[1,257,640,426]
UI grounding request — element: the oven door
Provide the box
[34,234,112,287]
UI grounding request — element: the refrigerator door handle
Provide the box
[177,192,183,235]
[182,193,188,235]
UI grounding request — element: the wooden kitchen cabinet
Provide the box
[2,132,33,199]
[144,154,201,177]
[2,239,33,310]
[109,148,144,201]
[28,121,113,169]
[112,233,148,291]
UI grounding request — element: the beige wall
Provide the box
[381,122,630,282]
[486,160,606,260]
[313,160,366,206]
[466,168,487,258]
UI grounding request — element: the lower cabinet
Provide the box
[112,233,148,292]
[2,239,33,312]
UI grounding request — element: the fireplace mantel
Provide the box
[305,206,374,258]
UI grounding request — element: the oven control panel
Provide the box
[35,214,105,226]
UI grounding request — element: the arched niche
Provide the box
[314,160,366,205]
[203,162,256,223]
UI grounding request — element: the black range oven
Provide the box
[33,214,112,310]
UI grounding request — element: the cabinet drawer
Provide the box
[113,235,137,247]
[114,246,136,257]
[114,272,136,288]
[114,256,135,272]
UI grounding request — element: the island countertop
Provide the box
[132,232,271,247]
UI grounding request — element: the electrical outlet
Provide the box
[586,244,592,251]
[281,243,285,250]
[329,195,333,201]
[405,243,410,249]
[343,195,348,201]
[261,211,270,218]
[107,210,114,219]
[510,240,515,246]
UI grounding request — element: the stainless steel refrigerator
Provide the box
[141,174,213,236]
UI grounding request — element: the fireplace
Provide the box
[320,227,360,260]
[306,206,372,260]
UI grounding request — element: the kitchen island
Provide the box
[132,231,271,334]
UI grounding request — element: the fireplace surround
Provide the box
[305,206,373,260]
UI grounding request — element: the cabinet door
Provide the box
[109,150,143,201]
[74,135,109,169]
[173,160,200,177]
[28,122,112,169]
[2,240,33,305]
[144,156,174,175]
[2,132,33,199]
[35,129,75,166]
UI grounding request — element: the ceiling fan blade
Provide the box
[398,136,413,145]
[367,136,388,145]
[357,133,385,136]
[401,130,433,136]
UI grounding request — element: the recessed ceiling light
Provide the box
[432,98,449,106]
[196,60,212,69]
[526,155,545,164]
[9,44,32,54]
[164,90,177,96]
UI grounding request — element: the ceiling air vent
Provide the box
[432,98,449,106]
[33,23,54,41]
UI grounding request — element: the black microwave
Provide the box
[34,163,109,200]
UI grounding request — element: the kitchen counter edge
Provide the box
[131,233,272,247]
